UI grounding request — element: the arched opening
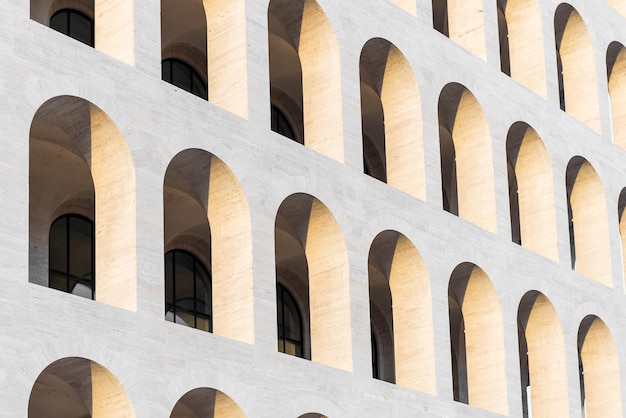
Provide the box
[49,214,94,299]
[566,157,612,286]
[607,42,626,149]
[506,122,558,260]
[578,316,622,417]
[447,0,487,59]
[448,263,507,414]
[298,414,327,418]
[29,96,136,310]
[29,357,135,418]
[275,193,351,370]
[432,0,449,36]
[517,291,568,417]
[359,38,425,199]
[504,0,547,97]
[268,0,344,161]
[497,0,510,75]
[164,149,253,343]
[161,0,248,114]
[438,83,496,232]
[554,4,600,131]
[171,387,246,418]
[50,8,94,47]
[368,231,435,393]
[30,0,133,64]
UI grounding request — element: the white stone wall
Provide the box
[1,0,626,416]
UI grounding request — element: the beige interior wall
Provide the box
[506,0,547,97]
[388,235,435,394]
[460,265,508,414]
[90,105,137,311]
[91,362,135,418]
[205,0,248,117]
[523,294,569,417]
[447,0,486,59]
[299,0,344,162]
[306,199,352,371]
[208,157,254,344]
[95,0,134,65]
[452,88,497,232]
[609,46,626,149]
[580,317,622,418]
[569,160,612,286]
[381,45,426,200]
[557,7,601,132]
[514,126,558,260]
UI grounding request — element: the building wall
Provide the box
[0,0,626,416]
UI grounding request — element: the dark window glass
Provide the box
[371,330,380,379]
[49,215,94,299]
[162,59,208,100]
[165,250,212,332]
[271,105,296,141]
[277,283,303,357]
[50,9,94,47]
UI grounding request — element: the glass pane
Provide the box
[50,12,69,35]
[68,217,93,285]
[69,12,93,47]
[49,216,68,274]
[162,60,172,83]
[191,74,208,100]
[171,60,192,92]
[165,252,174,316]
[174,252,194,324]
[49,272,67,293]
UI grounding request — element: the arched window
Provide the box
[271,104,296,141]
[165,250,212,332]
[161,58,208,100]
[49,214,94,300]
[49,9,94,47]
[277,283,303,358]
[371,330,380,379]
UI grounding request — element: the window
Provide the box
[271,104,296,141]
[49,9,94,47]
[165,250,212,332]
[49,214,94,299]
[162,58,208,100]
[277,283,303,357]
[371,330,380,379]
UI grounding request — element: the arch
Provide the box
[504,0,547,97]
[29,95,136,311]
[268,0,344,162]
[607,42,626,149]
[438,83,496,232]
[447,0,486,59]
[517,291,568,417]
[578,316,622,417]
[275,193,351,370]
[554,4,600,131]
[28,357,135,417]
[164,149,253,343]
[161,0,248,115]
[448,263,507,413]
[171,387,246,418]
[298,414,327,418]
[566,157,611,286]
[506,123,558,260]
[359,38,425,199]
[30,0,134,64]
[368,230,435,393]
